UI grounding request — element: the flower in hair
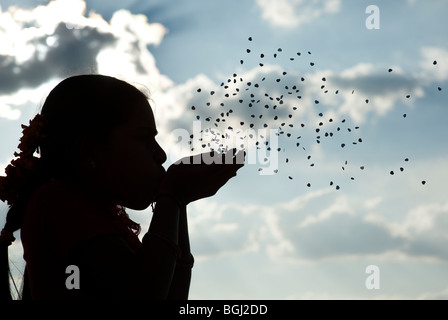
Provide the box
[0,114,48,206]
[17,113,48,156]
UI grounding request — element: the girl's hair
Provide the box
[0,74,148,300]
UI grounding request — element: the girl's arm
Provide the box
[167,204,192,299]
[68,197,181,299]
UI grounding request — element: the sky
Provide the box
[0,0,447,300]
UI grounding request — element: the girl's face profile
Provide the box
[93,96,167,210]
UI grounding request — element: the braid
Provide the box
[0,113,49,300]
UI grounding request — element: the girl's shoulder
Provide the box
[23,179,119,260]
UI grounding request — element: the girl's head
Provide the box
[40,74,167,210]
[0,74,167,299]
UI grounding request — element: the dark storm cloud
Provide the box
[331,72,420,96]
[0,23,116,95]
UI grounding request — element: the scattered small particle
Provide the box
[388,68,393,72]
[289,176,293,180]
[336,185,340,190]
[360,166,365,170]
[405,158,409,162]
[403,114,407,118]
[247,49,251,53]
[197,88,201,92]
[400,167,404,172]
[307,183,311,187]
[248,37,252,41]
[341,143,345,148]
[433,60,437,65]
[406,95,410,98]
[191,106,196,110]
[422,180,426,185]
[310,62,315,66]
[390,171,394,175]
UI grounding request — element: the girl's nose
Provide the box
[155,141,167,165]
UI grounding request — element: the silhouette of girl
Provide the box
[0,74,245,300]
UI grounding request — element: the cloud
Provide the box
[418,46,448,83]
[417,287,448,300]
[329,63,425,122]
[187,200,261,260]
[0,0,170,120]
[255,0,340,29]
[186,183,448,263]
[364,201,448,260]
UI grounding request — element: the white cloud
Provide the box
[330,62,425,123]
[96,9,171,89]
[185,174,448,263]
[417,287,448,300]
[364,196,383,210]
[255,0,340,28]
[299,194,353,227]
[0,0,171,120]
[365,201,448,240]
[418,46,448,83]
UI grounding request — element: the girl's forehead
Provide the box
[127,99,157,129]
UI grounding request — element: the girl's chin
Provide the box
[123,197,153,211]
[125,186,158,210]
